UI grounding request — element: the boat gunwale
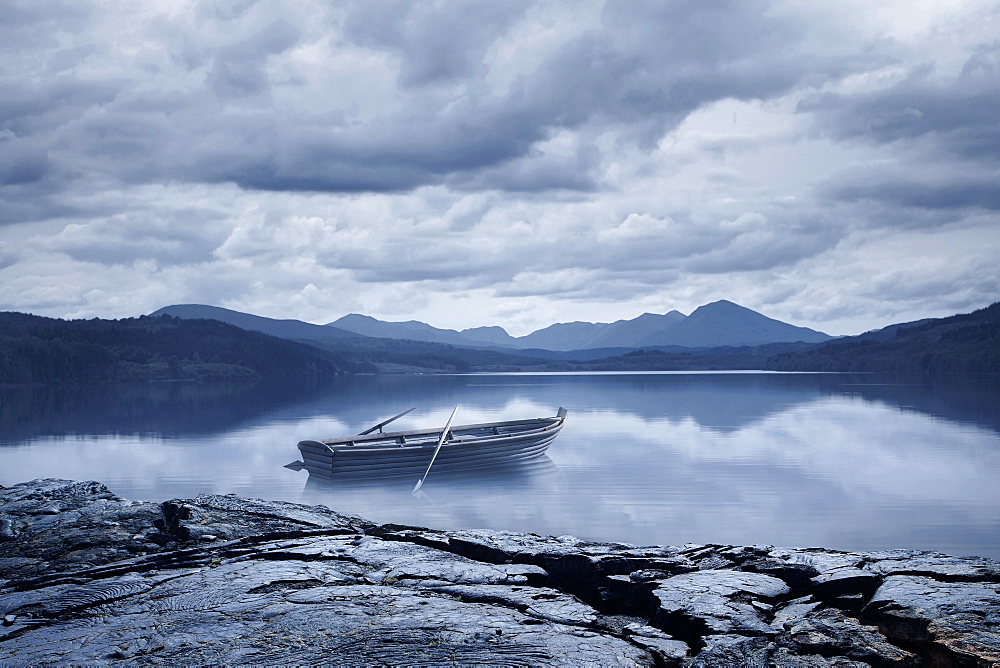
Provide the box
[302,415,564,450]
[302,431,560,462]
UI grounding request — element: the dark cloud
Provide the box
[0,77,119,224]
[803,45,1000,163]
[0,1,90,50]
[342,0,531,87]
[207,20,302,98]
[207,111,546,192]
[0,186,81,225]
[0,78,118,136]
[803,42,1000,220]
[826,178,1000,212]
[0,0,881,197]
[204,0,859,194]
[0,139,49,185]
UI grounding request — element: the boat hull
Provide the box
[297,410,566,479]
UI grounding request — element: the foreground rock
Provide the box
[1,480,998,665]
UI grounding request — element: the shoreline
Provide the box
[2,478,999,665]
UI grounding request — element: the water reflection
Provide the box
[301,457,562,532]
[2,373,998,559]
[3,373,998,441]
[0,378,336,441]
[550,398,1000,558]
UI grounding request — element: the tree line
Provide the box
[0,313,371,384]
[764,302,1000,375]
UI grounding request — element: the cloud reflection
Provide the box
[2,373,998,559]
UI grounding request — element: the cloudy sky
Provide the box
[1,0,998,336]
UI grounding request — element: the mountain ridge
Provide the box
[584,311,688,349]
[328,313,504,348]
[151,304,360,342]
[328,300,830,350]
[636,300,831,347]
[155,300,832,352]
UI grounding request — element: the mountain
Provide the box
[459,325,520,347]
[582,311,687,349]
[515,321,609,351]
[151,304,359,342]
[148,305,558,373]
[767,302,1000,374]
[511,312,689,351]
[327,314,494,347]
[328,301,829,351]
[151,300,831,356]
[636,300,831,347]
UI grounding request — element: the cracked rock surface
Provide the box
[2,479,999,666]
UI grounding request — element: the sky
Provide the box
[1,0,998,337]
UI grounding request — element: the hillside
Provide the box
[151,304,359,341]
[766,302,1000,374]
[302,336,552,373]
[582,311,687,348]
[540,342,816,372]
[516,321,609,351]
[329,314,494,348]
[0,312,368,384]
[460,325,520,347]
[638,300,831,347]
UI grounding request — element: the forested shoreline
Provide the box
[2,302,997,384]
[764,302,1000,375]
[0,312,369,384]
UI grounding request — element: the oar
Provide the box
[412,405,459,494]
[358,407,416,435]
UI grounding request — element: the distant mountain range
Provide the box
[322,300,831,351]
[143,301,834,375]
[3,301,994,383]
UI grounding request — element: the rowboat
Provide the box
[296,407,567,480]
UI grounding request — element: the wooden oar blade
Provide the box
[412,405,459,495]
[359,407,416,435]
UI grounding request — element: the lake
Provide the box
[2,372,999,559]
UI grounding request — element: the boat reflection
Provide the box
[297,455,562,529]
[302,454,559,492]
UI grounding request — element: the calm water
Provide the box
[2,372,999,559]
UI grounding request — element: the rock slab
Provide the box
[2,479,1000,666]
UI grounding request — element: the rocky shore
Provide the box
[1,479,999,666]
